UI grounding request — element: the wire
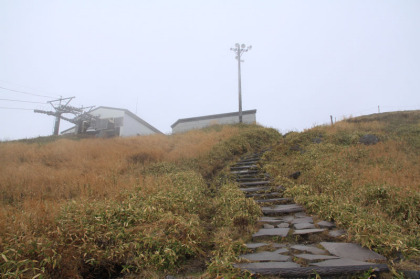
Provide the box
[0,98,46,104]
[0,107,36,110]
[0,85,56,99]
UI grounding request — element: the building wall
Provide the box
[172,113,256,133]
[120,112,158,136]
[90,107,125,119]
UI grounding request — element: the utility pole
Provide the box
[230,43,252,123]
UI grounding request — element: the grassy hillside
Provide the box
[263,110,420,272]
[0,124,280,278]
[1,111,419,278]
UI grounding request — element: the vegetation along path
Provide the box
[230,151,389,278]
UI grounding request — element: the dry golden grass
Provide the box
[0,126,237,205]
[265,111,420,261]
[0,124,280,278]
[0,127,239,257]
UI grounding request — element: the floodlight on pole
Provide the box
[230,43,251,123]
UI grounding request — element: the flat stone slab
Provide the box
[320,242,386,261]
[277,223,289,228]
[294,222,316,230]
[240,186,266,193]
[237,177,267,182]
[235,261,301,270]
[294,254,339,261]
[253,228,290,238]
[231,170,258,174]
[294,212,308,218]
[262,204,304,215]
[291,217,313,224]
[247,192,282,198]
[235,161,259,165]
[317,220,335,228]
[231,165,258,170]
[236,264,389,276]
[255,198,292,203]
[328,229,346,238]
[290,245,327,255]
[240,181,270,187]
[245,243,269,249]
[259,217,283,224]
[293,228,326,235]
[240,252,291,262]
[281,215,295,222]
[273,248,288,254]
[311,258,377,267]
[263,224,275,229]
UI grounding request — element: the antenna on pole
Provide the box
[230,43,252,123]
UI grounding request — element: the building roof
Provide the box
[60,126,76,134]
[171,109,257,128]
[91,106,163,134]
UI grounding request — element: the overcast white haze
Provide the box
[1,1,419,140]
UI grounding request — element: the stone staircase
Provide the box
[231,151,389,278]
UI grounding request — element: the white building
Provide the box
[61,106,162,137]
[171,109,257,134]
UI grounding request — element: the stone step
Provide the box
[262,204,304,215]
[231,170,259,175]
[293,228,326,235]
[230,153,389,279]
[255,198,292,204]
[290,244,328,255]
[239,186,267,193]
[319,242,387,262]
[239,157,261,162]
[240,154,262,159]
[246,191,283,198]
[237,178,267,183]
[239,251,291,262]
[236,174,268,180]
[245,242,270,249]
[234,262,389,277]
[239,181,271,187]
[231,165,258,170]
[291,217,313,224]
[234,160,259,166]
[235,172,264,176]
[293,223,316,230]
[235,242,389,277]
[236,177,269,182]
[252,228,290,239]
[294,254,339,261]
[258,216,284,225]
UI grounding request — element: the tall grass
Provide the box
[0,127,239,204]
[264,111,420,265]
[0,124,280,278]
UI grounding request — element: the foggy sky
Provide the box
[1,1,419,140]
